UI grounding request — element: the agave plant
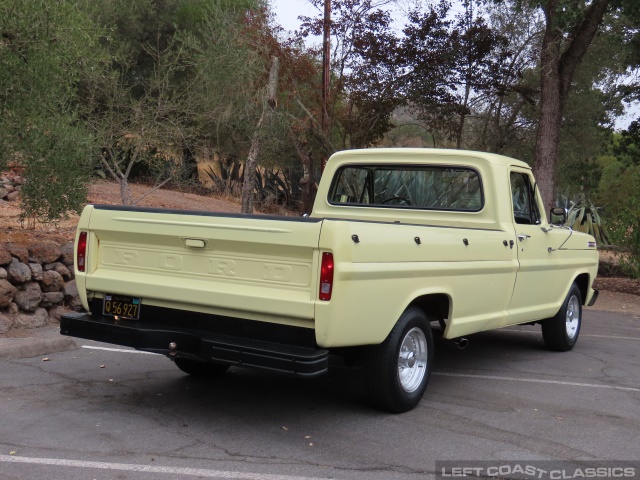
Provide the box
[372,167,482,210]
[557,194,611,246]
[203,157,243,194]
[255,168,292,205]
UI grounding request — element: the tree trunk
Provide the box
[533,0,610,214]
[119,176,132,206]
[241,112,265,213]
[291,132,315,214]
[241,56,279,214]
[533,29,563,214]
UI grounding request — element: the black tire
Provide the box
[541,283,582,352]
[363,306,433,413]
[174,358,229,377]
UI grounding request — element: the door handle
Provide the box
[517,234,531,242]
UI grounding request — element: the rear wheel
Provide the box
[541,283,582,351]
[174,358,229,377]
[363,306,433,413]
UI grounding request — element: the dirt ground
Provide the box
[1,179,638,316]
[0,180,242,245]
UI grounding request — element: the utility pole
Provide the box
[321,0,331,170]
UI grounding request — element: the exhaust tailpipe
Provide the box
[453,337,469,350]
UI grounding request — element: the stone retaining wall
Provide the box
[0,174,22,202]
[0,242,82,334]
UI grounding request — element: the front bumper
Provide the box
[60,313,329,377]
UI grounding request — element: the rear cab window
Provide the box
[329,165,484,212]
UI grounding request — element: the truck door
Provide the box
[506,169,572,325]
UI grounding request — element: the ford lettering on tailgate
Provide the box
[100,245,311,287]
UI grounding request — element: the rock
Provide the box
[53,262,71,280]
[0,267,6,279]
[4,244,29,263]
[0,187,7,199]
[0,176,9,184]
[0,245,12,265]
[48,305,71,323]
[60,241,75,266]
[41,270,64,292]
[7,258,31,283]
[63,279,83,310]
[40,291,64,308]
[70,297,84,311]
[13,308,48,329]
[8,302,19,314]
[29,243,62,264]
[29,263,43,281]
[0,312,14,333]
[45,262,71,278]
[15,282,43,312]
[0,279,17,308]
[6,191,19,201]
[62,279,78,299]
[13,176,23,185]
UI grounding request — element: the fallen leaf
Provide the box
[9,451,15,455]
[282,426,288,431]
[305,436,311,439]
[308,443,314,447]
[42,358,49,362]
[109,379,114,382]
[100,365,106,369]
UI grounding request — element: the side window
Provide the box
[332,168,371,204]
[510,172,540,225]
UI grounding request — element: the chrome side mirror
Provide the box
[549,207,567,226]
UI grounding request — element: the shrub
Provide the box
[597,162,640,278]
[19,120,94,225]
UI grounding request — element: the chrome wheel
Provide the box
[398,327,428,393]
[565,294,580,339]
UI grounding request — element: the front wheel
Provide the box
[363,306,434,413]
[541,283,582,351]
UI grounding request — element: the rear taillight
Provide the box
[319,252,334,301]
[77,231,88,273]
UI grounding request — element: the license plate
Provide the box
[103,294,141,320]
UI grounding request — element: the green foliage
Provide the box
[612,120,640,165]
[597,160,640,277]
[186,5,267,154]
[19,120,94,223]
[0,0,104,220]
[0,0,638,219]
[557,194,611,247]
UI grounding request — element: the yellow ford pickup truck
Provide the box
[61,148,599,412]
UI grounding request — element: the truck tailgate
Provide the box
[81,205,323,326]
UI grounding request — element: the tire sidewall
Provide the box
[378,307,434,412]
[542,283,583,351]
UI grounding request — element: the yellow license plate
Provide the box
[103,294,141,320]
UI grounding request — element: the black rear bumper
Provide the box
[60,313,328,378]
